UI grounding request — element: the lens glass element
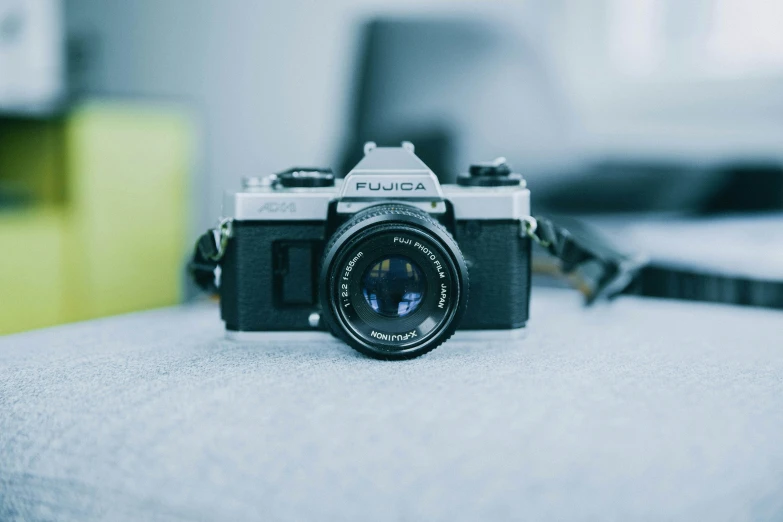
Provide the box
[361,255,425,318]
[320,204,470,359]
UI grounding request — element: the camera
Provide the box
[219,141,532,359]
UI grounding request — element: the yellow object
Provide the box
[0,209,65,333]
[0,103,192,334]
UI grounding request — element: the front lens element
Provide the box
[361,255,426,318]
[320,204,469,360]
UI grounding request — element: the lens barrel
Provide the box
[320,204,469,360]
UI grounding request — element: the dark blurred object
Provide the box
[0,183,32,209]
[534,161,783,214]
[341,17,783,216]
[339,18,475,180]
[701,163,783,213]
[532,161,723,213]
[339,17,569,182]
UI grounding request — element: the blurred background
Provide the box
[1,0,782,334]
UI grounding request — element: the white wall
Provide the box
[65,0,783,232]
[65,0,546,232]
[66,0,360,232]
[0,0,65,112]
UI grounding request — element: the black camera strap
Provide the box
[522,216,642,304]
[189,216,783,310]
[623,264,783,309]
[525,216,783,310]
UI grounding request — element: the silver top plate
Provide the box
[223,184,530,221]
[223,186,336,221]
[223,143,530,221]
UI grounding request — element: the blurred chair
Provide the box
[339,17,783,215]
[338,17,573,184]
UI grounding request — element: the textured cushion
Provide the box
[1,288,782,521]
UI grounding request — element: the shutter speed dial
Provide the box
[275,167,335,188]
[457,157,523,187]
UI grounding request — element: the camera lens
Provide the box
[361,255,426,318]
[320,204,469,360]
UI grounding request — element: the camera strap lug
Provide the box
[188,218,233,293]
[211,218,234,261]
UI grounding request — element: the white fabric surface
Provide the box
[1,288,782,521]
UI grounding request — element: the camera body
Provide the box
[219,142,532,358]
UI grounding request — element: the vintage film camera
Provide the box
[210,142,533,359]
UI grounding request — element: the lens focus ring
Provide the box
[319,204,469,360]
